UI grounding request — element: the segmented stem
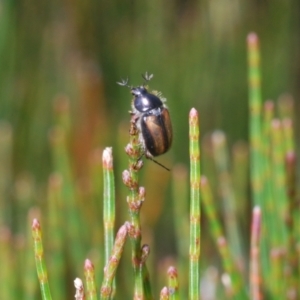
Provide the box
[188,108,201,300]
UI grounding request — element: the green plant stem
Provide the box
[100,223,128,300]
[211,131,243,268]
[122,113,152,300]
[167,266,179,300]
[31,219,52,300]
[260,100,274,287]
[201,176,246,298]
[102,148,116,267]
[249,206,262,300]
[188,108,201,300]
[269,119,288,298]
[247,32,263,207]
[89,148,104,284]
[84,259,98,300]
[270,120,288,246]
[24,209,40,298]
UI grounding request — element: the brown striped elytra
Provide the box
[141,107,172,157]
[118,72,172,170]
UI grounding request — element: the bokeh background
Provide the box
[0,0,300,298]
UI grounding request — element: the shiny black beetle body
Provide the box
[117,73,172,168]
[131,86,172,158]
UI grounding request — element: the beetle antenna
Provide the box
[117,78,131,88]
[142,72,154,85]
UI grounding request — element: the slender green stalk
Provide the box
[84,259,98,300]
[102,148,115,266]
[140,244,152,299]
[280,102,298,297]
[249,206,262,300]
[247,32,263,206]
[122,111,152,299]
[211,131,243,268]
[188,108,201,300]
[24,209,40,299]
[270,119,288,246]
[31,219,52,300]
[201,176,246,298]
[167,266,179,300]
[100,223,128,300]
[260,100,274,288]
[269,119,288,298]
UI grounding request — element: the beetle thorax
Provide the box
[131,86,146,97]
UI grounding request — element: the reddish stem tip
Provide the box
[118,224,128,236]
[160,286,169,296]
[189,108,198,117]
[32,218,40,229]
[84,259,94,270]
[167,266,178,277]
[247,32,258,44]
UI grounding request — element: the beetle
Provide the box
[117,72,172,170]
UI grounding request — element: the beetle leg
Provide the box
[144,151,170,171]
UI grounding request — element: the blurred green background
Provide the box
[1,0,299,180]
[0,0,299,298]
